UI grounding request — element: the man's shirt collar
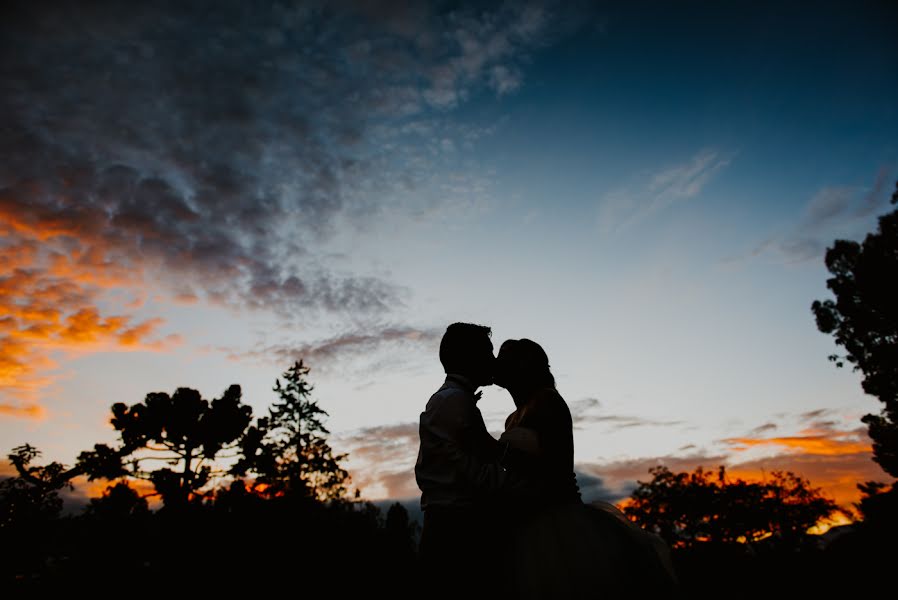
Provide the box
[445,373,479,400]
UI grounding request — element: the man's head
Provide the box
[439,322,494,387]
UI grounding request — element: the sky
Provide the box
[2,0,897,514]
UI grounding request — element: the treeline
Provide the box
[1,356,896,595]
[623,465,895,595]
[1,361,419,595]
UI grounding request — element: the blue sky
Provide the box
[1,0,896,508]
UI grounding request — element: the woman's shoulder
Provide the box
[528,387,571,418]
[505,409,520,430]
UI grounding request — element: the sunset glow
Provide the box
[2,1,896,526]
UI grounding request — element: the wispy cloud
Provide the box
[223,325,441,373]
[721,418,871,457]
[579,414,685,430]
[598,149,731,234]
[748,422,778,436]
[569,397,683,431]
[745,168,894,264]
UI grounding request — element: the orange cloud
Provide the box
[0,403,46,419]
[723,434,872,456]
[0,209,178,418]
[717,421,881,508]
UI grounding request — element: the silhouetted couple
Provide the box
[415,323,676,599]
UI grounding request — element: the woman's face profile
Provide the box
[494,340,519,389]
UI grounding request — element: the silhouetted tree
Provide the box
[84,482,149,520]
[0,444,77,529]
[624,465,838,549]
[385,502,418,557]
[79,385,253,509]
[812,179,898,521]
[232,361,350,502]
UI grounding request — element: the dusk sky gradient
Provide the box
[2,0,897,512]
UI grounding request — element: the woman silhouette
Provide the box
[494,338,677,598]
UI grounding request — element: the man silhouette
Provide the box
[415,322,517,596]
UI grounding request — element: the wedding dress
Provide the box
[497,390,676,599]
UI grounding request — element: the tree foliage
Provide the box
[233,361,350,502]
[811,181,898,479]
[79,385,253,509]
[84,482,150,520]
[0,444,77,529]
[624,465,838,549]
[0,362,421,594]
[811,180,898,528]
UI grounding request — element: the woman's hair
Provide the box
[500,338,555,389]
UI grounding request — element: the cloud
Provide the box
[0,404,46,419]
[748,422,778,435]
[0,237,179,415]
[598,149,731,234]
[224,325,441,372]
[723,433,871,456]
[489,65,523,96]
[414,2,558,109]
[747,168,895,264]
[574,468,633,504]
[569,397,601,418]
[0,1,570,414]
[578,414,685,430]
[336,422,420,500]
[801,408,829,420]
[721,420,872,457]
[719,416,883,507]
[569,397,683,430]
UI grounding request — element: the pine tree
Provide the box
[234,361,350,502]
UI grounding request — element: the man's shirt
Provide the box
[415,374,508,510]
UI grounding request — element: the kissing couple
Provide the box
[415,322,676,599]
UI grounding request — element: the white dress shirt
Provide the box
[415,374,509,510]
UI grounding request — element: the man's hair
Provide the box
[439,322,492,374]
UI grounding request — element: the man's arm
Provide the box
[426,391,534,498]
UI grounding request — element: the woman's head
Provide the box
[495,338,555,391]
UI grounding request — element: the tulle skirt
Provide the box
[499,500,676,599]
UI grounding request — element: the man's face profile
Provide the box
[471,336,495,388]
